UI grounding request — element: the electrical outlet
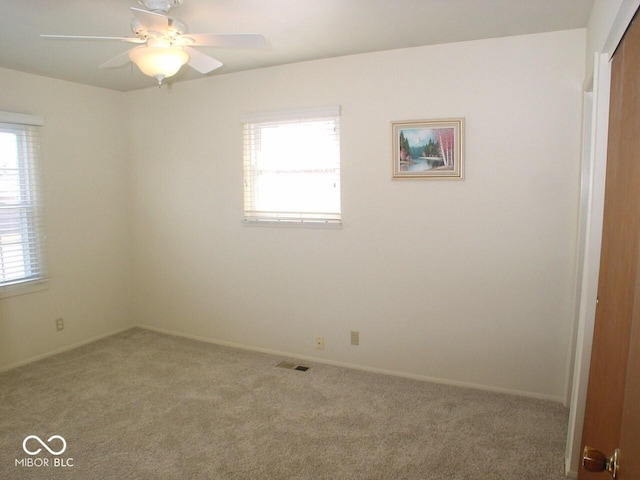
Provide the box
[315,336,324,350]
[55,318,64,332]
[350,330,359,346]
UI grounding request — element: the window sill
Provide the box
[0,279,49,299]
[243,219,342,229]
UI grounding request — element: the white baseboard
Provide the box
[0,322,565,404]
[136,324,565,403]
[0,326,133,374]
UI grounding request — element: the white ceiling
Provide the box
[0,0,594,92]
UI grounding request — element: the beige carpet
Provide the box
[0,328,568,479]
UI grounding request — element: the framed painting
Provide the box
[392,118,464,179]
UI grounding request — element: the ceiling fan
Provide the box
[41,0,267,86]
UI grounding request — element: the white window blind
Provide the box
[242,106,341,225]
[0,111,47,288]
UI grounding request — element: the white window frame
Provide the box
[0,111,47,298]
[242,106,341,226]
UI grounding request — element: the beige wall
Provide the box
[129,29,586,400]
[0,29,587,400]
[0,68,132,369]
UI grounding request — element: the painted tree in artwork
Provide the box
[437,128,455,167]
[423,138,439,157]
[399,131,411,161]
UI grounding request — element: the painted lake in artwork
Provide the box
[400,156,447,171]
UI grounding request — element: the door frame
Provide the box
[566,0,640,476]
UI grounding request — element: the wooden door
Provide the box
[579,8,640,480]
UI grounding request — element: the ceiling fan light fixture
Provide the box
[41,0,265,88]
[129,44,189,85]
[137,0,182,13]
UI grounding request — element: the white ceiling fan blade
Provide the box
[99,47,138,69]
[179,33,267,49]
[130,7,169,34]
[41,34,144,44]
[183,46,223,74]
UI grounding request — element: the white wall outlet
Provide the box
[350,330,359,346]
[315,336,324,350]
[55,318,64,332]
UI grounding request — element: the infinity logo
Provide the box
[22,435,67,456]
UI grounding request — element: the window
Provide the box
[0,112,46,290]
[242,106,341,225]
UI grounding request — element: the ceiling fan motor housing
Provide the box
[131,16,186,37]
[138,0,182,13]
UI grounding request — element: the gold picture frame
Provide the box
[392,118,464,179]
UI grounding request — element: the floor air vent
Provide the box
[277,361,310,371]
